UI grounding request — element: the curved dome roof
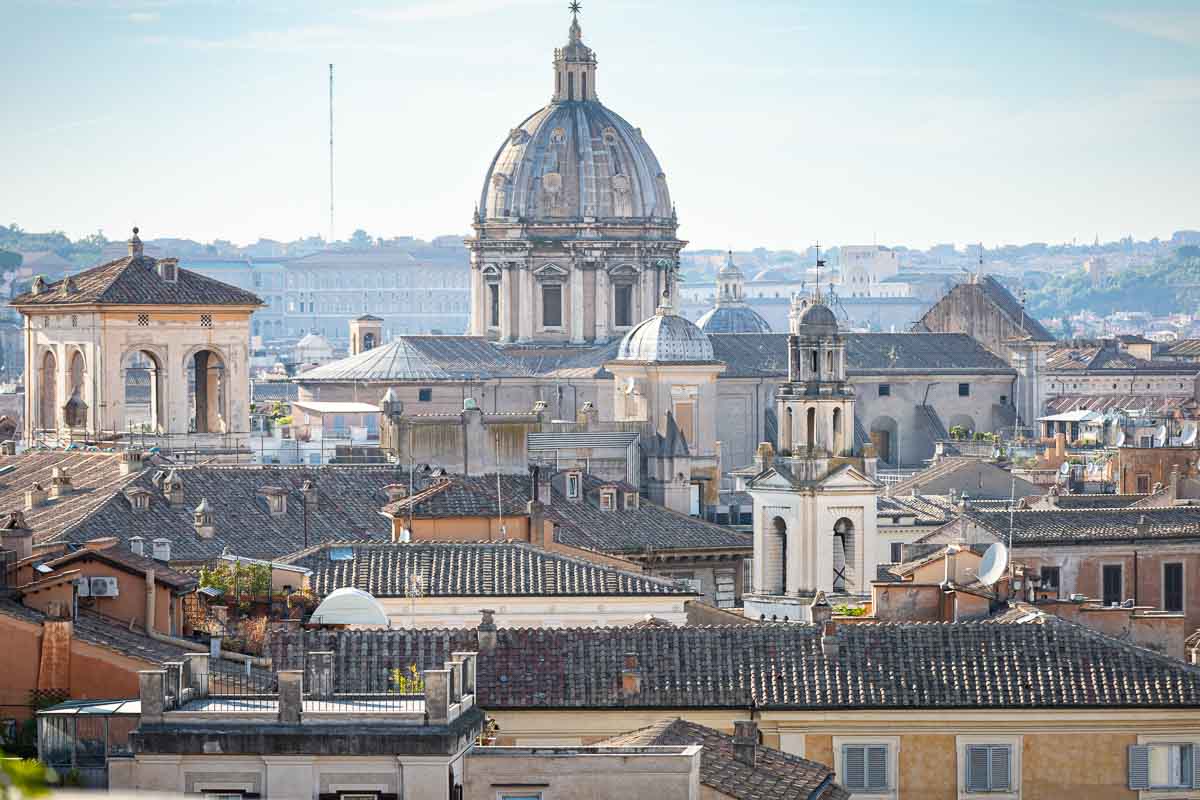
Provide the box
[696,305,773,334]
[478,19,672,223]
[615,308,716,363]
[310,587,389,627]
[795,300,839,334]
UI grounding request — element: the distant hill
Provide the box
[1026,246,1200,318]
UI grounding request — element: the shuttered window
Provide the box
[965,744,1012,792]
[842,743,889,792]
[1129,743,1199,790]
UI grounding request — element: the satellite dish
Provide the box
[977,542,1009,586]
[1183,422,1197,446]
[1116,430,1126,447]
[1058,461,1071,476]
[1154,424,1168,447]
[621,377,637,395]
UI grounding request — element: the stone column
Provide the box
[468,264,482,335]
[642,263,658,318]
[184,653,209,698]
[277,669,302,724]
[138,670,166,724]
[499,264,514,342]
[519,265,535,342]
[424,668,449,725]
[595,266,610,341]
[570,264,585,343]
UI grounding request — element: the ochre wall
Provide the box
[0,616,43,722]
[68,642,146,702]
[1023,732,1136,800]
[898,734,957,799]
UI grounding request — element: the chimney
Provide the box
[477,609,497,655]
[538,470,553,507]
[151,537,171,562]
[261,486,288,516]
[0,511,33,561]
[809,591,832,627]
[1136,514,1150,538]
[576,400,599,428]
[0,441,15,455]
[163,471,184,507]
[193,498,215,539]
[527,499,546,548]
[24,483,47,511]
[119,450,145,476]
[620,652,642,697]
[127,226,143,258]
[943,542,961,585]
[1170,467,1180,503]
[382,483,407,504]
[733,720,759,767]
[49,467,72,499]
[820,619,839,658]
[129,536,145,557]
[755,441,774,472]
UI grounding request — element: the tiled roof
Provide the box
[877,494,954,524]
[707,333,1013,378]
[43,465,403,562]
[1044,393,1199,416]
[1048,493,1148,509]
[282,541,693,597]
[251,382,299,402]
[10,254,262,307]
[1045,342,1197,374]
[41,546,197,591]
[296,336,534,383]
[274,612,1200,710]
[600,718,848,800]
[0,452,145,542]
[965,506,1200,544]
[1161,338,1200,359]
[381,473,751,555]
[974,276,1056,342]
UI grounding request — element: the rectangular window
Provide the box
[878,383,890,397]
[1137,473,1151,494]
[965,744,1012,792]
[958,382,970,397]
[1129,743,1195,790]
[1040,566,1061,597]
[488,284,500,328]
[566,473,580,498]
[890,542,904,563]
[842,744,889,792]
[1102,564,1123,606]
[542,284,563,327]
[418,388,433,402]
[614,285,633,327]
[1164,562,1184,613]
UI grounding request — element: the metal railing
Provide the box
[302,653,427,714]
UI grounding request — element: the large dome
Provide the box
[615,308,716,363]
[478,16,672,223]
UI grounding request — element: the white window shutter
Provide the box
[990,745,1012,791]
[1129,745,1150,790]
[966,745,990,792]
[866,744,889,791]
[1191,743,1200,789]
[842,745,866,791]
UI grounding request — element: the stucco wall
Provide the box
[463,749,699,800]
[0,615,43,722]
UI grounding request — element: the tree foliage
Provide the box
[199,560,272,598]
[1025,247,1200,319]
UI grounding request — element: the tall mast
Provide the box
[329,63,335,245]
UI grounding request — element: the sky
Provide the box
[3,0,1199,252]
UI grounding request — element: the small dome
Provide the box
[615,308,716,363]
[310,587,389,627]
[717,251,742,278]
[795,300,839,334]
[696,305,772,334]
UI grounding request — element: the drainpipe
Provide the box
[144,568,270,667]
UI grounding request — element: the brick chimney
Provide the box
[733,720,759,767]
[49,467,72,499]
[820,619,839,658]
[24,483,47,511]
[620,652,642,697]
[119,450,145,476]
[0,511,33,560]
[477,609,497,655]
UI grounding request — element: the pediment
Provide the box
[817,463,878,490]
[608,263,640,277]
[534,263,569,279]
[481,263,501,278]
[747,468,794,490]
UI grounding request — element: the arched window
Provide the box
[568,72,575,101]
[810,349,818,375]
[770,517,788,594]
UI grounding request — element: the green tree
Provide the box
[0,251,22,271]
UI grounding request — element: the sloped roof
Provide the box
[1044,394,1199,415]
[974,276,1055,342]
[10,254,262,307]
[600,718,849,800]
[296,336,534,383]
[274,611,1200,710]
[963,506,1200,544]
[40,545,196,591]
[42,465,402,562]
[283,541,694,598]
[1045,341,1197,374]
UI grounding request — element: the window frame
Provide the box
[957,735,1021,799]
[1102,562,1124,606]
[1040,565,1061,597]
[1130,739,1199,792]
[1163,562,1185,613]
[418,388,433,402]
[614,284,633,328]
[958,382,971,397]
[833,735,899,798]
[878,383,890,397]
[541,283,564,329]
[890,541,904,563]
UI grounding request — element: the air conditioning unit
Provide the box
[75,577,91,597]
[89,576,120,597]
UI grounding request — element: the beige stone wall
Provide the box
[1023,732,1136,800]
[463,748,700,800]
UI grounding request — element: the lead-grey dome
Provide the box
[795,300,839,334]
[615,308,716,363]
[696,305,773,334]
[478,16,672,223]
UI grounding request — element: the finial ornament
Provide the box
[569,1,582,17]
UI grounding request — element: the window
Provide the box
[487,284,500,328]
[965,744,1012,792]
[566,472,580,499]
[1000,395,1007,405]
[841,743,890,793]
[329,547,354,561]
[418,388,433,402]
[542,284,563,328]
[1129,742,1197,790]
[599,489,615,510]
[614,284,633,327]
[137,313,149,327]
[878,383,890,397]
[1040,566,1061,597]
[958,382,970,397]
[1164,562,1184,612]
[1136,473,1151,494]
[890,542,904,563]
[499,794,542,800]
[200,314,213,328]
[1102,564,1123,606]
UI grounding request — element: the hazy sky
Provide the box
[4,0,1199,251]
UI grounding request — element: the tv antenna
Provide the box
[329,63,335,245]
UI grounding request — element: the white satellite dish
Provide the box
[621,377,637,395]
[1116,430,1126,447]
[1058,461,1071,476]
[1182,422,1197,446]
[977,542,1009,586]
[1154,424,1168,447]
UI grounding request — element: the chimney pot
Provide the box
[119,450,145,476]
[620,651,642,696]
[821,619,839,658]
[129,536,145,557]
[809,591,832,626]
[478,608,497,655]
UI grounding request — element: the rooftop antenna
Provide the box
[329,63,335,245]
[814,242,825,299]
